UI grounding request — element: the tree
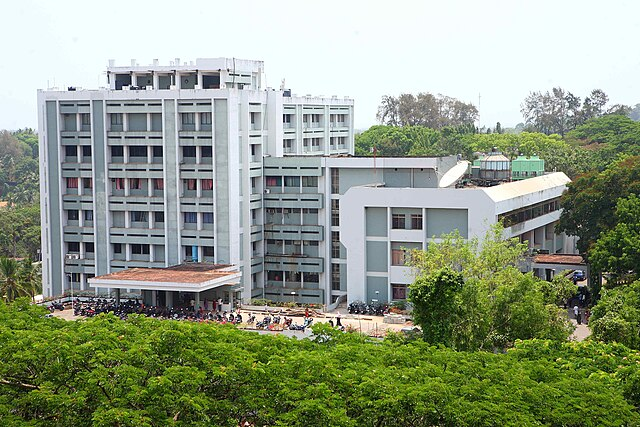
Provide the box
[377,92,478,129]
[0,300,639,425]
[409,268,464,347]
[589,195,640,282]
[521,88,626,136]
[590,281,640,348]
[0,258,26,302]
[408,226,573,350]
[558,156,640,254]
[0,204,41,259]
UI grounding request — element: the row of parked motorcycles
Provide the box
[249,314,314,331]
[347,300,389,316]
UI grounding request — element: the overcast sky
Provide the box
[1,0,639,131]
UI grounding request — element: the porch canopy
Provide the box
[88,263,241,293]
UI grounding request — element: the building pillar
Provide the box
[151,290,157,306]
[115,288,121,306]
[228,289,234,311]
[194,292,201,309]
[166,290,173,308]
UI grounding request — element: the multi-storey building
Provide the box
[39,57,574,309]
[261,156,576,305]
[38,57,354,305]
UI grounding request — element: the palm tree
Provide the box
[0,257,26,302]
[18,258,41,302]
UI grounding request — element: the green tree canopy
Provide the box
[557,156,640,254]
[590,281,640,349]
[0,300,639,426]
[408,226,574,350]
[590,194,640,282]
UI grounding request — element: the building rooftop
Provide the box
[533,254,585,265]
[482,172,570,202]
[88,263,242,292]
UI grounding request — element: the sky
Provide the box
[1,0,639,131]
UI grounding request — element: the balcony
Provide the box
[264,255,324,273]
[264,224,324,241]
[263,193,323,209]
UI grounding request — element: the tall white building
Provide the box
[38,58,353,306]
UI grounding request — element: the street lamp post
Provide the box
[65,253,80,311]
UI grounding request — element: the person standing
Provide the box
[574,305,582,325]
[336,314,342,328]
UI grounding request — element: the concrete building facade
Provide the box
[39,57,574,308]
[38,58,353,305]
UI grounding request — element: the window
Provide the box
[392,214,405,229]
[203,246,214,257]
[152,146,163,158]
[201,179,213,191]
[331,264,341,291]
[411,213,423,230]
[283,139,293,152]
[183,146,196,158]
[83,178,92,190]
[131,211,148,222]
[184,212,197,223]
[67,210,79,221]
[65,146,76,158]
[82,146,92,157]
[203,212,214,224]
[154,178,164,190]
[67,242,80,253]
[182,113,195,125]
[81,113,91,125]
[266,176,281,187]
[129,146,147,158]
[201,146,212,158]
[331,199,340,226]
[129,178,142,190]
[111,146,124,158]
[283,114,292,124]
[131,244,150,255]
[391,249,406,266]
[331,169,339,194]
[154,211,164,224]
[114,178,125,190]
[201,112,212,125]
[303,272,319,283]
[284,176,300,188]
[113,243,122,254]
[184,179,197,191]
[392,284,407,300]
[110,113,123,125]
[85,242,94,253]
[302,176,317,187]
[84,210,93,221]
[66,177,78,189]
[332,231,341,258]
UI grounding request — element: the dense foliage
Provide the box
[355,116,638,179]
[590,281,640,349]
[408,227,574,351]
[0,258,41,302]
[0,204,41,259]
[520,87,628,136]
[376,93,478,129]
[0,300,639,426]
[557,156,640,255]
[0,129,39,205]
